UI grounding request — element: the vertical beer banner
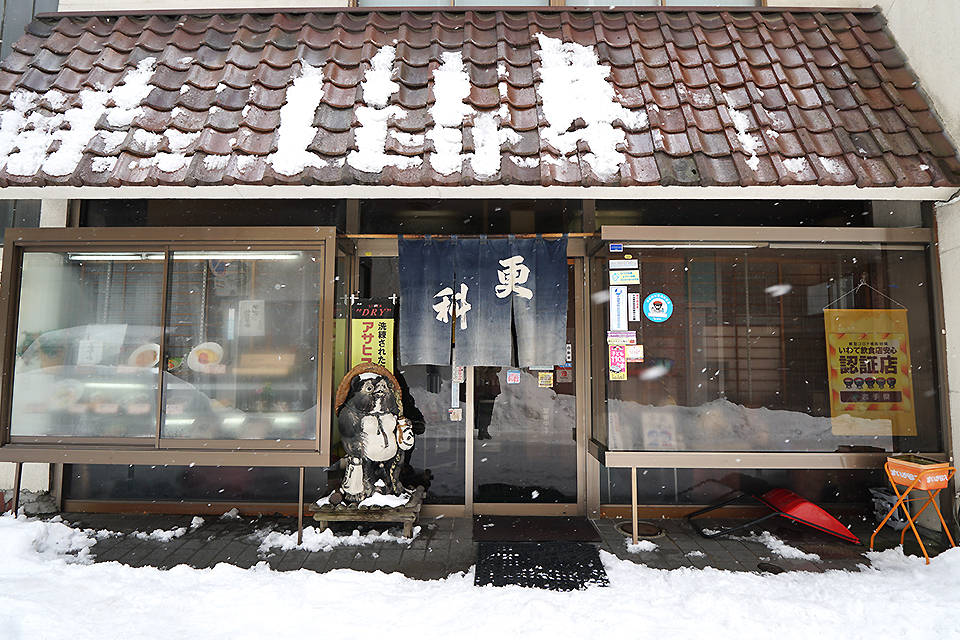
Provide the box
[352,299,395,372]
[824,309,916,436]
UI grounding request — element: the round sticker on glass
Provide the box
[643,293,674,323]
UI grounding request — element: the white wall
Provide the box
[937,195,960,475]
[0,464,49,497]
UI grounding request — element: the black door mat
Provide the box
[475,542,610,591]
[473,515,602,542]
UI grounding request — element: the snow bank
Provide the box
[1,514,959,640]
[607,396,896,452]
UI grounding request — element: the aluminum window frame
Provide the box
[0,226,339,468]
[589,224,947,472]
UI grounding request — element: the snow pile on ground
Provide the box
[2,514,960,639]
[750,531,821,561]
[0,514,97,566]
[625,539,657,553]
[131,517,203,542]
[700,528,820,561]
[257,524,418,554]
[133,527,187,542]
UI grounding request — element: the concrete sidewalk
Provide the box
[57,511,949,578]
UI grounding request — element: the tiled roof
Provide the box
[0,8,957,192]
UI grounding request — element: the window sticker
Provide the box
[610,286,628,330]
[610,270,640,285]
[628,293,642,322]
[642,292,673,323]
[609,345,626,380]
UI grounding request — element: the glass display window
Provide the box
[11,252,164,438]
[1,229,337,458]
[591,234,942,457]
[160,250,322,441]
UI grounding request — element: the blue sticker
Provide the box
[643,293,673,323]
[609,243,624,252]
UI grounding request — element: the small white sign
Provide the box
[610,286,628,331]
[606,330,637,345]
[610,270,640,285]
[609,259,638,269]
[643,412,677,450]
[76,340,103,365]
[628,293,642,322]
[625,344,645,362]
[238,300,265,337]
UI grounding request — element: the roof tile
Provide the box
[691,129,731,157]
[619,153,659,186]
[614,85,644,110]
[170,107,209,132]
[314,104,355,133]
[243,104,282,133]
[51,67,86,93]
[396,84,428,110]
[224,43,265,70]
[215,87,251,111]
[18,67,55,93]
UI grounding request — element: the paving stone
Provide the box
[187,549,225,569]
[300,556,330,573]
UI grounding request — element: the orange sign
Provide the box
[824,309,915,436]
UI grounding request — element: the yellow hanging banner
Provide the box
[824,309,915,436]
[351,299,394,372]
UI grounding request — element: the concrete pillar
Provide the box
[936,197,960,516]
[39,199,69,228]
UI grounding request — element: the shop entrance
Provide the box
[357,249,583,516]
[470,364,578,512]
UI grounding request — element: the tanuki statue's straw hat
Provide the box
[334,362,404,416]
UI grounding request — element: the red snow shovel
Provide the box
[686,488,861,545]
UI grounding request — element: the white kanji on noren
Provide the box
[454,283,471,329]
[495,255,532,300]
[432,287,454,323]
[432,283,472,329]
